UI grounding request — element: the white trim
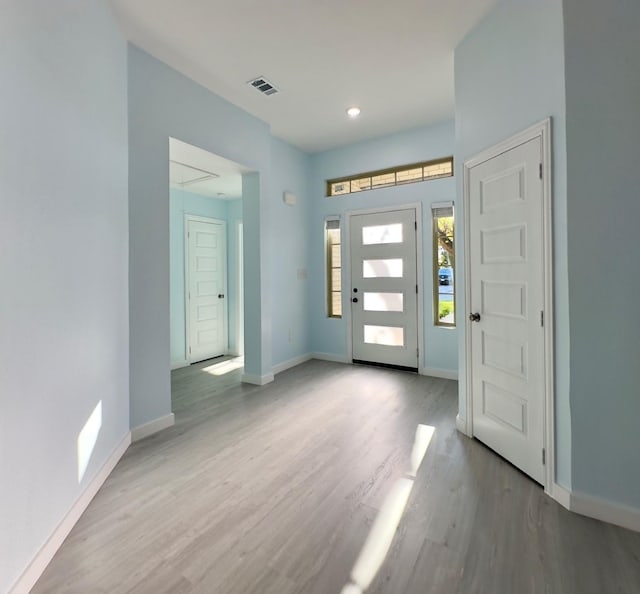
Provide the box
[462,119,555,492]
[414,205,425,375]
[171,359,189,370]
[463,119,552,169]
[131,413,175,442]
[420,367,458,380]
[344,213,354,360]
[272,353,313,375]
[184,214,228,364]
[455,414,471,437]
[311,352,350,364]
[540,120,556,499]
[241,372,274,385]
[345,203,424,371]
[9,433,131,594]
[236,220,244,357]
[569,491,640,533]
[462,153,474,439]
[550,482,572,510]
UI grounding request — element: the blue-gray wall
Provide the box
[454,0,570,487]
[309,122,458,374]
[0,2,129,591]
[563,0,640,508]
[270,138,312,367]
[169,189,242,365]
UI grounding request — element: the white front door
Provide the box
[186,217,227,363]
[468,137,545,484]
[350,208,418,370]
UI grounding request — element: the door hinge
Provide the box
[416,347,419,358]
[539,163,543,179]
[416,284,418,294]
[540,310,544,327]
[414,221,417,231]
[542,448,546,465]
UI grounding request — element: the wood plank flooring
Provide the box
[32,360,640,593]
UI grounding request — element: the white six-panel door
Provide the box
[350,208,418,370]
[186,216,227,363]
[468,137,545,484]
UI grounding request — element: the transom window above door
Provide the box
[326,157,453,197]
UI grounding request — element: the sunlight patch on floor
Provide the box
[202,356,244,376]
[341,424,435,593]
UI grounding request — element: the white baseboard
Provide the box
[311,352,350,364]
[9,433,131,594]
[549,482,572,509]
[241,372,275,386]
[131,413,175,442]
[570,490,640,533]
[455,414,471,437]
[171,360,189,370]
[420,367,459,380]
[272,353,312,375]
[547,482,640,533]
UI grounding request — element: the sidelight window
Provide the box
[432,203,455,327]
[326,219,342,318]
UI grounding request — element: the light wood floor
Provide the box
[33,360,640,593]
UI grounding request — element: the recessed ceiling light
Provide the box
[346,106,361,118]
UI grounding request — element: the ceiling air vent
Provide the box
[248,76,279,96]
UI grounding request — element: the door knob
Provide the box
[218,294,225,299]
[352,297,358,303]
[468,312,481,322]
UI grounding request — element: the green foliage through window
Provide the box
[433,205,455,327]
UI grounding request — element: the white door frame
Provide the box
[345,203,425,374]
[184,214,228,363]
[236,220,244,357]
[462,118,556,494]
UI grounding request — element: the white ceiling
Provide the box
[111,0,499,154]
[169,137,248,199]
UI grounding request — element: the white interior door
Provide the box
[350,208,418,370]
[186,217,227,363]
[468,137,545,484]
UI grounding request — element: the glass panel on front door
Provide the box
[362,223,403,245]
[363,292,404,312]
[362,258,403,278]
[363,325,405,347]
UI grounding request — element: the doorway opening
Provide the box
[169,138,247,373]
